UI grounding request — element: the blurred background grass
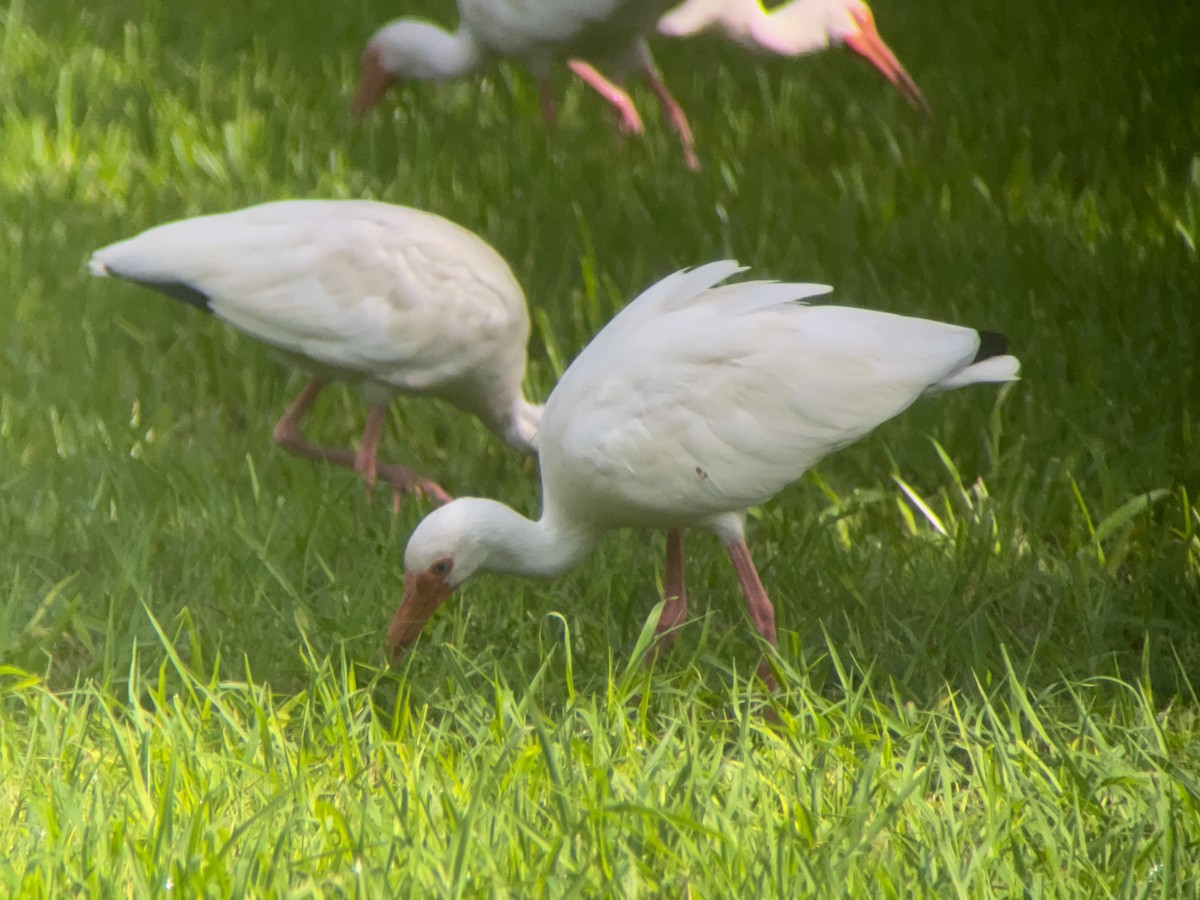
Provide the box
[1,0,1197,696]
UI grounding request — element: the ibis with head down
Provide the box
[89,200,542,507]
[355,0,699,169]
[389,262,1018,685]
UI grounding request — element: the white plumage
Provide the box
[89,199,542,505]
[354,0,699,169]
[659,0,928,113]
[389,262,1019,685]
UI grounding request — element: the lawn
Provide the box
[2,0,1199,893]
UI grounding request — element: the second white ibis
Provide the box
[89,200,542,506]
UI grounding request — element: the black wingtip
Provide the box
[108,270,213,314]
[151,280,213,313]
[974,330,1009,363]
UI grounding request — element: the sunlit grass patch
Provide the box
[3,629,1198,894]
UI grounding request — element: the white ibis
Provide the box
[389,261,1018,685]
[354,0,700,170]
[659,0,929,113]
[89,200,542,506]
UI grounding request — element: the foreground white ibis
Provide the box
[89,200,542,506]
[354,0,699,170]
[659,0,929,113]
[390,261,1019,684]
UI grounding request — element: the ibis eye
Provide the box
[431,560,451,577]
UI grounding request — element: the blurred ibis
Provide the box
[355,0,699,169]
[660,0,929,113]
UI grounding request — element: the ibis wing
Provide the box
[541,270,996,524]
[90,200,529,392]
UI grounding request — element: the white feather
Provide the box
[89,199,541,448]
[538,265,1019,528]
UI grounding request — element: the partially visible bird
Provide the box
[659,0,929,113]
[388,262,1018,685]
[89,200,542,506]
[354,0,699,170]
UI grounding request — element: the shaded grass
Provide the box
[2,0,1199,891]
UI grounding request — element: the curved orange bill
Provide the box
[353,47,395,119]
[845,9,930,116]
[387,570,455,661]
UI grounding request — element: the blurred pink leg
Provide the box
[567,59,644,134]
[641,63,699,170]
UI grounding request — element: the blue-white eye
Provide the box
[431,560,451,577]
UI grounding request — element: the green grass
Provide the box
[2,0,1199,893]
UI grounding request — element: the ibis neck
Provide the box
[494,397,543,455]
[470,501,599,581]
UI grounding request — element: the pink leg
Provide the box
[647,529,688,661]
[724,538,780,691]
[357,405,453,510]
[641,62,699,171]
[537,77,558,126]
[273,378,358,469]
[566,59,644,135]
[355,404,386,495]
[272,379,451,509]
[375,460,453,511]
